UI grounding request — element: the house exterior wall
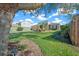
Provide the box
[31,25,41,32]
[21,21,32,28]
[31,23,61,32]
[48,23,60,30]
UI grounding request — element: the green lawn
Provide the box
[9,31,79,56]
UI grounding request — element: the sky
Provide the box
[13,4,79,25]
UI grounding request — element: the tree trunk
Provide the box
[0,3,44,56]
[0,11,14,56]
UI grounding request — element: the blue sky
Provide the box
[13,4,79,25]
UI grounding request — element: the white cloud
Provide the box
[52,12,59,16]
[52,18,62,23]
[72,9,77,14]
[48,9,60,19]
[36,14,47,20]
[37,15,46,20]
[33,23,38,25]
[12,21,18,25]
[40,14,45,17]
[48,12,59,19]
[31,16,35,18]
[13,19,33,25]
[52,18,67,25]
[48,15,52,19]
[31,14,46,21]
[61,22,67,25]
[48,22,51,25]
[13,19,23,24]
[19,20,23,22]
[25,10,31,14]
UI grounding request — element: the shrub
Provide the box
[18,45,27,51]
[17,27,23,31]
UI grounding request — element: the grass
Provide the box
[18,45,27,51]
[9,31,79,56]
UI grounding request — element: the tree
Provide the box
[61,24,69,30]
[17,22,21,27]
[38,20,48,31]
[17,22,23,31]
[0,3,44,56]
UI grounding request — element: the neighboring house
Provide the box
[48,23,61,30]
[11,20,61,32]
[10,20,33,32]
[21,21,33,28]
[31,22,61,32]
[20,20,33,31]
[31,25,41,32]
